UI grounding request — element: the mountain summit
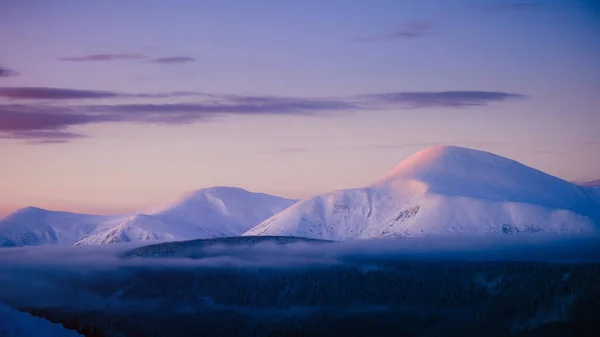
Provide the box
[244,146,599,240]
[376,145,594,212]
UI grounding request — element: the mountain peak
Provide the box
[17,206,46,213]
[378,145,506,182]
[373,145,593,212]
[5,206,48,219]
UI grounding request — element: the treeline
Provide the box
[22,261,600,337]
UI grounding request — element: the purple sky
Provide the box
[1,0,599,216]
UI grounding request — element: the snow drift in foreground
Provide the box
[0,187,296,247]
[244,145,600,240]
[0,302,81,337]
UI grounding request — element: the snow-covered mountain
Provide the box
[0,302,82,337]
[577,179,600,188]
[73,187,296,245]
[582,180,600,204]
[244,146,600,240]
[0,207,119,247]
[0,187,296,247]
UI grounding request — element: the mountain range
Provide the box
[1,145,598,247]
[0,187,296,247]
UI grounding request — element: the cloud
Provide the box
[0,130,85,140]
[0,87,119,100]
[0,97,357,143]
[258,147,308,154]
[0,233,600,309]
[1,235,599,311]
[361,91,526,108]
[0,89,526,143]
[0,87,209,100]
[0,66,18,78]
[150,56,196,64]
[59,53,196,65]
[60,53,146,62]
[362,141,516,151]
[84,98,359,126]
[365,142,447,150]
[0,105,103,131]
[478,0,539,13]
[25,139,75,145]
[355,21,435,42]
[0,129,86,144]
[0,104,114,144]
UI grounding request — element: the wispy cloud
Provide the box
[0,130,85,140]
[362,141,515,151]
[0,87,118,100]
[60,53,146,62]
[365,142,447,150]
[0,89,526,144]
[0,87,209,100]
[0,66,18,78]
[0,130,86,144]
[361,91,526,108]
[258,147,308,154]
[0,105,102,131]
[478,0,539,13]
[59,53,197,65]
[0,105,97,143]
[150,56,196,64]
[25,139,74,145]
[355,21,435,42]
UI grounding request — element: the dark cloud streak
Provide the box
[362,91,527,108]
[150,56,196,64]
[0,130,86,140]
[355,21,435,42]
[0,90,526,144]
[0,66,19,78]
[59,54,197,64]
[0,106,103,131]
[0,87,118,100]
[0,130,86,145]
[258,147,308,154]
[60,54,146,62]
[0,87,210,100]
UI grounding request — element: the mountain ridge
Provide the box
[1,187,297,247]
[3,146,598,246]
[244,146,599,240]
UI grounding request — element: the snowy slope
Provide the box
[74,187,296,245]
[0,302,82,337]
[578,180,600,203]
[0,207,120,247]
[244,146,600,240]
[577,179,600,188]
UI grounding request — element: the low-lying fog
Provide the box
[1,234,599,311]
